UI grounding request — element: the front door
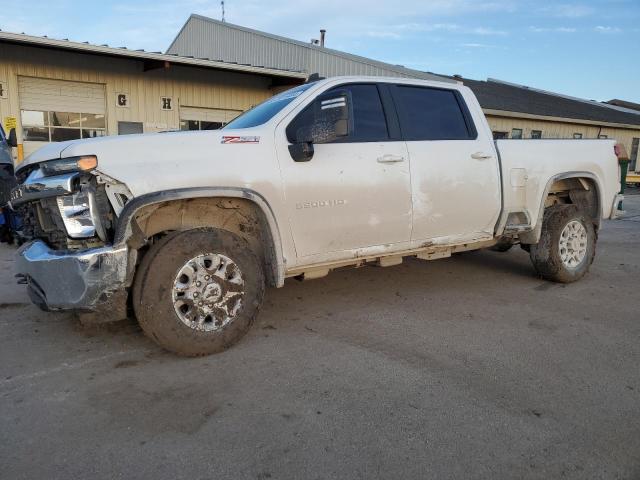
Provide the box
[276,83,412,262]
[390,84,502,243]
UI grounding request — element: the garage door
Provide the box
[19,77,107,156]
[179,106,242,131]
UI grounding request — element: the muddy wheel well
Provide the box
[519,176,600,245]
[127,197,278,286]
[544,177,600,225]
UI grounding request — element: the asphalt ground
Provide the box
[1,196,639,480]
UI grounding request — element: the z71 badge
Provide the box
[221,136,260,144]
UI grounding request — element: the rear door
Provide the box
[276,83,412,261]
[390,84,501,243]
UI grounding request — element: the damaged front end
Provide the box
[11,155,135,321]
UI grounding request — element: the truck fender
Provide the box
[519,171,603,245]
[113,187,286,287]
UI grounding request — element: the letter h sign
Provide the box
[160,96,173,111]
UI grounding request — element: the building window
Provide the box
[630,138,639,172]
[598,134,608,139]
[573,133,583,139]
[492,131,508,139]
[21,110,106,142]
[180,120,224,131]
[531,130,542,139]
[511,128,523,139]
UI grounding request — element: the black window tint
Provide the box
[286,83,388,143]
[394,86,474,140]
[341,84,388,142]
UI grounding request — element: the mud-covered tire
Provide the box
[132,228,265,356]
[529,204,596,283]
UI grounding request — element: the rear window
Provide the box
[393,86,476,141]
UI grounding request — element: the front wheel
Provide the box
[133,228,265,356]
[529,204,596,283]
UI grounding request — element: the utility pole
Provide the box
[221,1,226,22]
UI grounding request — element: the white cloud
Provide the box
[470,27,508,35]
[594,25,622,33]
[529,26,577,33]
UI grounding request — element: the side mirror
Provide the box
[7,129,17,148]
[288,141,314,162]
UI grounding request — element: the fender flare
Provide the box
[520,171,603,244]
[114,187,286,287]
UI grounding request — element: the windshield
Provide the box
[224,83,314,129]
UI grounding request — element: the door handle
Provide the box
[377,154,405,163]
[471,152,492,160]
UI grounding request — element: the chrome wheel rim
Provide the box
[172,253,245,332]
[558,220,587,269]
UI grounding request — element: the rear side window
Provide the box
[393,86,476,141]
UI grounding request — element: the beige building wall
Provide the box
[486,113,640,171]
[0,43,279,160]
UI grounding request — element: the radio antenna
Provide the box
[221,1,226,22]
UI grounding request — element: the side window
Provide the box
[393,86,476,141]
[287,83,389,143]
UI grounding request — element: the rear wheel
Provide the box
[529,204,596,283]
[133,228,265,356]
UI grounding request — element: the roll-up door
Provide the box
[18,77,107,156]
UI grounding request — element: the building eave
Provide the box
[0,30,307,80]
[483,108,640,131]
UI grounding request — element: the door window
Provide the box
[287,83,389,143]
[393,86,476,141]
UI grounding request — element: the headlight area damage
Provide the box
[11,156,135,322]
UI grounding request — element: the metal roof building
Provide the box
[462,78,640,129]
[167,14,454,83]
[0,30,306,161]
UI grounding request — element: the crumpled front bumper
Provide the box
[15,240,129,314]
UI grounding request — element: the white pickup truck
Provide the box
[11,76,623,356]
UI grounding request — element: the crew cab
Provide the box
[11,76,624,356]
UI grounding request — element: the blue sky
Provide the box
[1,0,638,102]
